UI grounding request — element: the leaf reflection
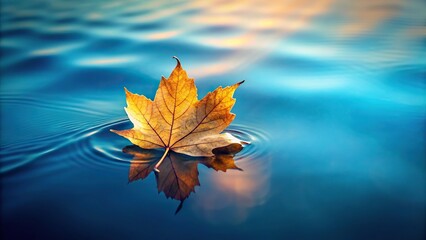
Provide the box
[123,144,243,213]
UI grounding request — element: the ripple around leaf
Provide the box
[224,124,270,162]
[53,116,268,171]
[0,96,269,174]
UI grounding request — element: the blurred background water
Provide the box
[1,0,425,239]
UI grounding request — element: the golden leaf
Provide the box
[111,57,243,171]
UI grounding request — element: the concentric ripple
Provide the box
[69,120,270,171]
[0,94,268,174]
[0,95,114,174]
[68,118,133,170]
[224,124,270,162]
[0,116,269,174]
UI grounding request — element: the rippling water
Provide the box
[1,0,425,239]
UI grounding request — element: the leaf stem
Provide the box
[154,147,170,172]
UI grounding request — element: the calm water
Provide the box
[1,0,425,239]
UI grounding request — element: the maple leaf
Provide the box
[111,57,244,171]
[124,145,241,204]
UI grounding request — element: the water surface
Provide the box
[1,0,425,239]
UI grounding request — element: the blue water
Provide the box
[1,0,425,239]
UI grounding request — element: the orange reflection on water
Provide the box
[146,30,181,40]
[339,0,402,37]
[195,155,271,223]
[186,0,334,77]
